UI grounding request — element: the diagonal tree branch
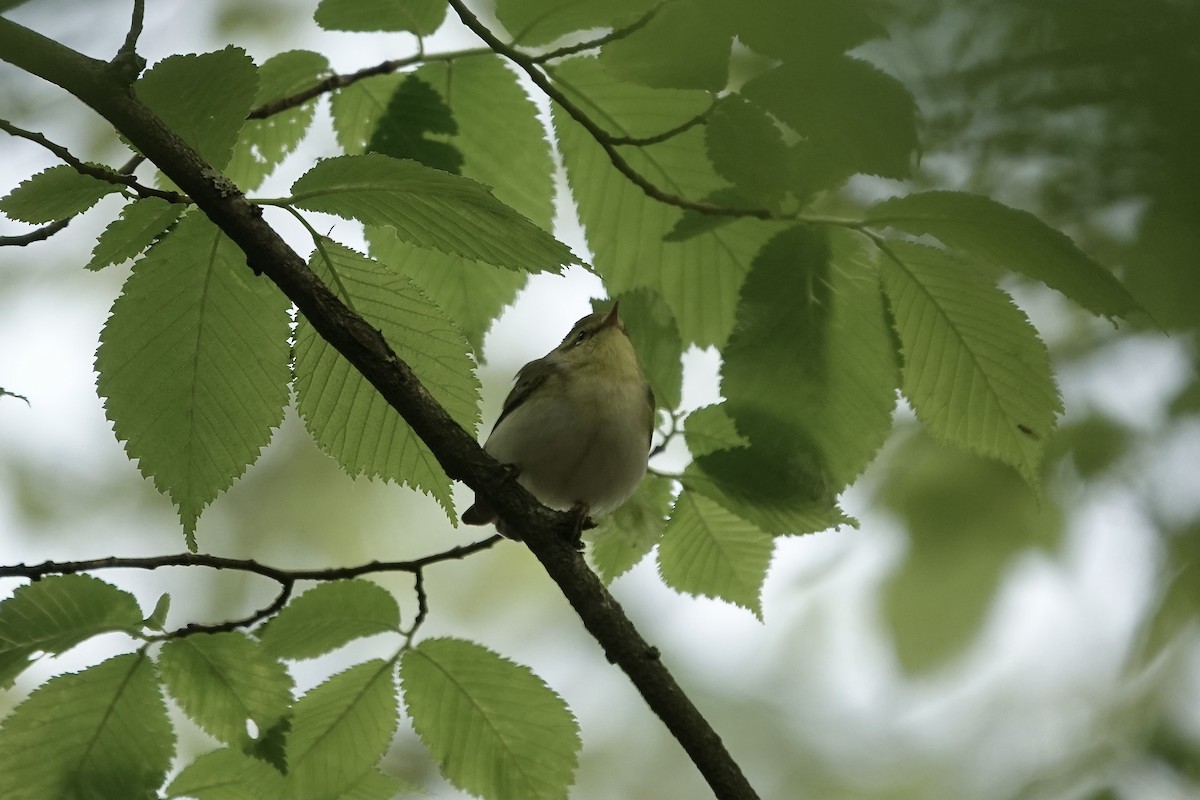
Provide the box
[0,16,759,800]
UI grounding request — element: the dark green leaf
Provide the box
[0,653,173,799]
[730,0,885,59]
[599,0,731,90]
[87,196,184,270]
[866,191,1141,320]
[401,638,580,800]
[95,213,291,542]
[290,154,575,272]
[258,579,401,660]
[331,73,405,155]
[0,574,143,688]
[0,164,121,223]
[136,47,259,170]
[315,0,446,34]
[366,75,463,174]
[590,475,674,583]
[496,0,657,47]
[705,96,790,208]
[683,404,748,458]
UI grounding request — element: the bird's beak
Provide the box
[603,302,622,329]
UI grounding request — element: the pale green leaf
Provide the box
[722,226,899,490]
[338,769,414,800]
[290,153,575,272]
[95,212,291,541]
[401,637,580,800]
[167,747,286,800]
[590,475,674,584]
[657,490,773,618]
[0,574,143,689]
[145,592,172,631]
[366,226,526,357]
[683,404,747,458]
[599,0,731,90]
[553,58,776,346]
[0,652,173,800]
[315,0,446,34]
[878,241,1062,486]
[496,0,657,46]
[158,632,293,748]
[284,659,398,800]
[331,74,404,155]
[0,164,121,223]
[227,50,329,191]
[414,55,556,228]
[136,47,259,170]
[741,55,917,187]
[258,579,401,661]
[866,190,1140,320]
[87,196,183,270]
[592,289,682,410]
[294,239,479,518]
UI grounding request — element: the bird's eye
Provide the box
[573,329,590,345]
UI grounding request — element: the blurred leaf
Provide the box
[658,490,773,618]
[496,0,656,47]
[294,239,479,519]
[167,747,286,799]
[599,0,731,91]
[401,638,580,800]
[135,47,258,170]
[729,0,886,60]
[879,241,1061,488]
[290,154,575,272]
[158,632,293,750]
[96,213,291,543]
[258,579,401,661]
[283,659,398,799]
[0,164,121,223]
[87,197,183,271]
[683,404,748,458]
[0,652,173,799]
[314,0,446,34]
[1052,414,1131,478]
[365,75,463,174]
[867,191,1140,320]
[590,474,674,583]
[554,57,776,346]
[228,49,329,191]
[592,289,682,410]
[0,574,143,688]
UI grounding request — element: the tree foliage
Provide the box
[1,0,1195,798]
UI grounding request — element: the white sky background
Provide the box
[1,2,1198,798]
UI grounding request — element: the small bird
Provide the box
[462,303,655,539]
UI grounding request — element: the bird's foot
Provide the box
[563,502,593,551]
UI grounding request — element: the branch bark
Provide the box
[0,16,760,800]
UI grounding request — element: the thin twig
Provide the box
[607,107,712,147]
[118,0,145,63]
[0,218,70,247]
[529,5,662,63]
[446,0,773,220]
[0,118,186,203]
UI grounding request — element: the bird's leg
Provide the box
[562,502,594,551]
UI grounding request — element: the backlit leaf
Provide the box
[87,197,183,270]
[258,579,401,661]
[0,164,121,223]
[590,475,674,583]
[315,0,446,34]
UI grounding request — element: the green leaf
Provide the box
[167,747,286,800]
[136,46,259,170]
[227,49,330,191]
[741,55,917,187]
[289,154,575,272]
[95,213,291,542]
[158,632,293,749]
[730,0,885,60]
[315,0,446,34]
[401,638,580,800]
[599,0,731,90]
[87,196,184,270]
[590,475,674,584]
[367,227,527,358]
[365,75,462,174]
[592,289,682,410]
[722,226,899,490]
[258,579,401,661]
[0,574,143,688]
[414,55,556,229]
[657,490,773,618]
[878,241,1062,487]
[145,592,172,631]
[553,58,776,346]
[683,404,748,458]
[866,190,1140,320]
[705,96,790,209]
[0,164,121,223]
[284,659,398,799]
[331,73,405,155]
[294,239,479,518]
[0,652,173,800]
[496,0,657,46]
